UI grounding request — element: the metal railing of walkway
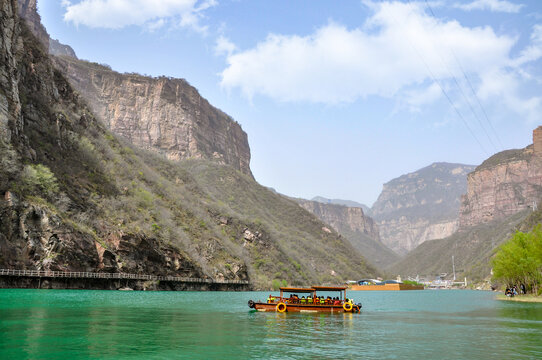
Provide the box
[0,269,249,285]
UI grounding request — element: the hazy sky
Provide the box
[38,0,542,206]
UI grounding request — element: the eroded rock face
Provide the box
[49,38,77,58]
[1,0,21,143]
[459,143,542,229]
[372,163,475,255]
[52,56,252,176]
[16,0,47,47]
[16,1,251,176]
[0,200,99,271]
[297,199,379,239]
[295,199,399,267]
[376,217,458,255]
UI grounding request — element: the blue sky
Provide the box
[38,0,542,206]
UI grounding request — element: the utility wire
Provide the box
[397,0,488,155]
[422,0,504,150]
[396,0,489,155]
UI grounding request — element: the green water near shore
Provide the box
[1,289,541,359]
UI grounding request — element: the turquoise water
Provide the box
[1,289,541,359]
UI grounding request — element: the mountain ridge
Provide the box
[371,162,476,255]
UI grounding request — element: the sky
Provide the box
[38,0,542,206]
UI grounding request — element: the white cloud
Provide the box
[62,0,217,32]
[478,69,542,122]
[454,0,524,13]
[509,25,542,67]
[220,1,516,104]
[214,35,237,56]
[404,82,442,111]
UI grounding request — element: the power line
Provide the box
[422,0,504,151]
[399,0,489,155]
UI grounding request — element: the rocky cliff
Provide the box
[1,0,377,289]
[459,137,542,228]
[372,163,475,255]
[388,209,532,281]
[296,199,398,267]
[297,199,379,240]
[52,56,252,176]
[312,196,372,217]
[17,2,251,176]
[49,38,77,58]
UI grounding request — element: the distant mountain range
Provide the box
[297,199,399,268]
[311,196,372,216]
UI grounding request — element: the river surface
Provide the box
[0,289,541,359]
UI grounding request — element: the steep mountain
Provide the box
[388,209,535,282]
[459,129,542,228]
[390,129,542,281]
[0,0,377,289]
[296,199,399,268]
[49,38,77,58]
[52,56,252,177]
[312,196,372,216]
[372,162,476,255]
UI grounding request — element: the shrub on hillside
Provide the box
[17,164,59,197]
[492,226,542,294]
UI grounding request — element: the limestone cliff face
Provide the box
[459,141,542,229]
[376,217,458,256]
[0,1,205,281]
[16,0,47,47]
[372,163,475,255]
[49,38,77,58]
[296,199,399,267]
[52,57,252,176]
[297,199,379,239]
[1,0,21,144]
[16,4,251,177]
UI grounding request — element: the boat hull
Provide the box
[252,302,360,313]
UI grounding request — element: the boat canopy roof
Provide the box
[279,287,316,293]
[312,286,348,291]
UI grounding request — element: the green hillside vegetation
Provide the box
[387,210,533,281]
[492,225,542,295]
[0,19,377,289]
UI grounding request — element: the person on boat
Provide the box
[334,298,340,306]
[319,297,325,305]
[300,296,306,304]
[307,296,313,304]
[267,295,273,303]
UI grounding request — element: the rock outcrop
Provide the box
[53,57,252,176]
[49,38,77,58]
[372,163,475,255]
[16,3,252,177]
[296,199,399,267]
[459,129,542,229]
[297,199,379,239]
[16,0,47,47]
[312,196,372,217]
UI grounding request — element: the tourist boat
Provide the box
[349,279,424,291]
[247,286,361,313]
